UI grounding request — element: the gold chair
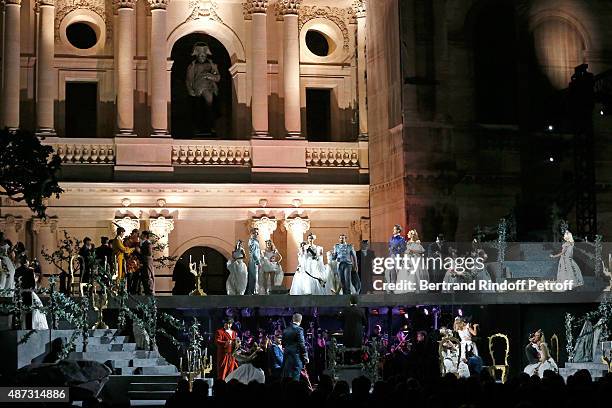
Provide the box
[550,334,560,363]
[487,333,510,383]
[439,336,461,377]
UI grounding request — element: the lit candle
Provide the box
[179,357,183,372]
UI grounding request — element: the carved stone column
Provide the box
[353,0,368,140]
[245,0,270,138]
[251,216,278,247]
[36,0,56,134]
[278,0,302,138]
[32,218,58,273]
[1,0,21,129]
[111,217,141,237]
[148,0,169,136]
[283,216,310,275]
[116,0,136,135]
[149,216,174,258]
[0,216,25,245]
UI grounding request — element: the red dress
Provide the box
[215,328,238,380]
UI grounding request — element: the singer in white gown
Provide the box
[551,231,584,289]
[0,240,16,292]
[290,236,328,295]
[524,342,558,377]
[226,240,248,295]
[396,230,427,294]
[454,317,479,357]
[259,240,284,294]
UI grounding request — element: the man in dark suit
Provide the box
[281,313,308,381]
[78,237,94,286]
[427,233,448,284]
[341,295,367,348]
[525,330,542,364]
[139,231,155,295]
[14,256,36,329]
[357,240,376,294]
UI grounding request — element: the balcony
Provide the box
[43,137,369,183]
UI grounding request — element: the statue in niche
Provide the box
[186,42,221,137]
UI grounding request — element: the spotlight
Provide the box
[403,313,409,319]
[547,124,554,131]
[601,109,605,116]
[458,308,463,316]
[549,157,554,162]
[423,308,429,316]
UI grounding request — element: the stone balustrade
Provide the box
[171,141,252,166]
[43,138,367,170]
[49,139,116,164]
[306,143,360,167]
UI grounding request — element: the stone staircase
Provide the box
[559,362,609,380]
[69,329,179,406]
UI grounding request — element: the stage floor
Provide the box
[107,291,610,308]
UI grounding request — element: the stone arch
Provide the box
[167,19,246,64]
[172,235,233,260]
[529,9,592,51]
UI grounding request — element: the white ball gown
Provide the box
[226,249,248,295]
[224,351,265,384]
[556,242,584,289]
[458,326,478,357]
[31,291,49,330]
[524,357,558,377]
[290,246,328,295]
[0,243,16,292]
[259,249,284,294]
[395,241,428,294]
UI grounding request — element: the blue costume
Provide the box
[386,234,407,287]
[246,237,261,295]
[332,243,359,294]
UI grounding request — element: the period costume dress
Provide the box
[396,241,427,294]
[301,244,329,295]
[226,248,248,295]
[458,326,478,357]
[290,248,311,295]
[112,236,134,280]
[15,264,48,330]
[215,328,238,380]
[555,241,584,288]
[0,242,15,291]
[386,234,407,288]
[260,248,284,293]
[224,349,266,384]
[281,323,308,381]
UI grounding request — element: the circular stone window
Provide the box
[66,22,98,50]
[305,30,330,57]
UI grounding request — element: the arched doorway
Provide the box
[172,246,229,295]
[170,33,232,139]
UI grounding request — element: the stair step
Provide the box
[69,350,160,361]
[135,366,178,375]
[127,391,174,401]
[130,382,178,392]
[564,362,608,370]
[75,336,129,345]
[131,358,170,367]
[75,343,137,352]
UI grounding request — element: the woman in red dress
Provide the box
[215,318,238,380]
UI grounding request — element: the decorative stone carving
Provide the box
[149,216,175,256]
[171,144,252,166]
[156,198,167,208]
[115,0,135,9]
[121,198,131,207]
[111,217,140,235]
[3,0,22,5]
[298,5,352,52]
[31,218,58,234]
[251,216,277,241]
[243,0,267,19]
[186,0,221,23]
[147,0,167,10]
[283,216,310,235]
[37,0,55,7]
[276,0,300,16]
[55,0,111,44]
[0,216,25,244]
[352,0,366,19]
[306,146,359,167]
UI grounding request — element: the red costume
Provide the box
[215,328,238,380]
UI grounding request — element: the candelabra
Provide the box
[179,347,212,391]
[189,255,207,296]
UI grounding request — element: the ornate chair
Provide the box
[550,334,560,363]
[487,333,510,383]
[439,336,461,377]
